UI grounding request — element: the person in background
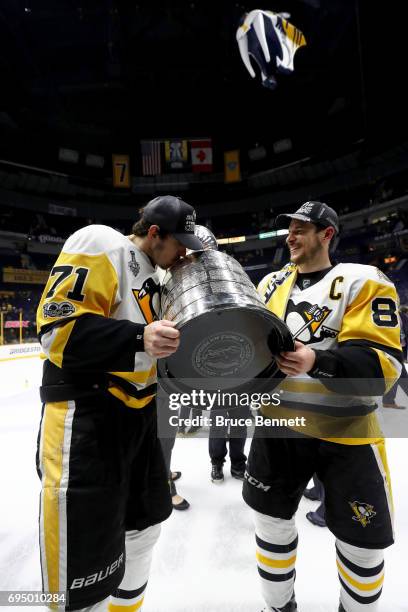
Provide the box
[304,474,327,528]
[209,403,248,483]
[382,305,407,409]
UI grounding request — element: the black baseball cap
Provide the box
[275,201,339,234]
[142,195,203,250]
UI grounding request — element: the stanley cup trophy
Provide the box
[158,225,294,393]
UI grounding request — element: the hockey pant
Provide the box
[74,524,161,612]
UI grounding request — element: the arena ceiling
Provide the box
[0,1,404,176]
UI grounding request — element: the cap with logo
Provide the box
[142,195,203,250]
[275,201,339,234]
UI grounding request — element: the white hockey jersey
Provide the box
[257,262,402,443]
[37,225,161,408]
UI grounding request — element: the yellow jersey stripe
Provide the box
[337,560,384,592]
[109,365,157,386]
[372,348,399,392]
[109,598,144,612]
[371,440,394,521]
[108,386,155,409]
[256,552,297,568]
[49,320,76,368]
[41,401,70,595]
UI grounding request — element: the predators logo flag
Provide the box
[236,9,306,90]
[224,150,241,183]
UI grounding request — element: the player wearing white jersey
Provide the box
[36,196,202,611]
[242,202,403,612]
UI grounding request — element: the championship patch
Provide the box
[263,264,295,303]
[349,501,377,527]
[128,251,140,278]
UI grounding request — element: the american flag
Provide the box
[141,140,162,176]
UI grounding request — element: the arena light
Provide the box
[58,148,79,164]
[217,236,246,245]
[248,145,267,161]
[273,138,292,154]
[259,231,276,239]
[85,153,105,168]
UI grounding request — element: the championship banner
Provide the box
[2,267,50,285]
[191,139,213,173]
[224,150,241,183]
[112,154,131,188]
[165,140,188,170]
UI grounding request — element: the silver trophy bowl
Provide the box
[158,246,293,392]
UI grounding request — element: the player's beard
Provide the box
[291,240,324,266]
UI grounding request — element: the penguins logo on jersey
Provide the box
[349,501,377,527]
[132,278,161,324]
[285,300,338,344]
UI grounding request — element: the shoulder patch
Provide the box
[262,263,296,303]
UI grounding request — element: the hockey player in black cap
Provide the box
[243,201,403,612]
[36,196,202,611]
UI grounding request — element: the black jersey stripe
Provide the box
[336,546,384,578]
[258,567,295,582]
[256,534,298,554]
[113,581,148,599]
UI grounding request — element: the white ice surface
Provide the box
[0,357,407,611]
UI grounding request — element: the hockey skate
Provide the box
[261,592,297,611]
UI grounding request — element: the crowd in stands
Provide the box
[1,172,408,345]
[0,289,41,344]
[0,204,127,241]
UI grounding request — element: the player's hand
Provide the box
[276,340,316,376]
[144,320,180,358]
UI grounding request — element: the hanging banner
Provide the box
[2,268,50,285]
[112,154,131,188]
[191,139,213,173]
[224,150,241,183]
[165,140,189,170]
[141,141,162,176]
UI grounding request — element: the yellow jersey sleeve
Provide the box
[36,228,145,372]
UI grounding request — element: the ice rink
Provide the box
[0,355,407,612]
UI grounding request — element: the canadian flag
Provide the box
[191,139,213,173]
